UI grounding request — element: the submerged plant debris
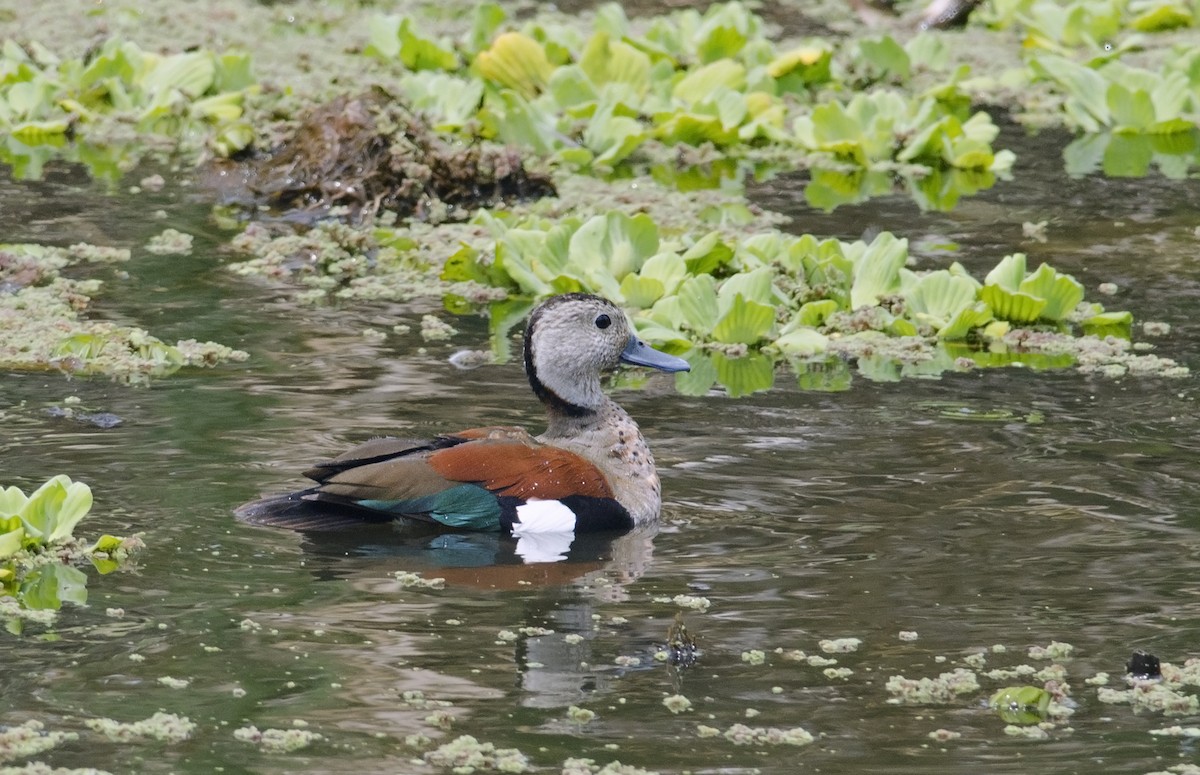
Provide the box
[0,244,247,383]
[207,93,555,223]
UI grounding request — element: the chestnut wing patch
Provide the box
[428,440,613,502]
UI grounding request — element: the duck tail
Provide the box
[234,489,398,532]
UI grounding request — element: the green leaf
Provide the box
[694,2,757,62]
[468,3,508,54]
[486,298,537,364]
[1018,264,1085,321]
[620,274,665,308]
[1101,132,1155,176]
[773,327,829,356]
[90,534,124,554]
[1130,3,1192,31]
[857,35,910,80]
[18,475,70,541]
[580,32,651,95]
[712,294,775,344]
[796,299,839,328]
[0,486,29,518]
[767,45,833,89]
[214,52,255,92]
[475,32,553,98]
[10,121,70,142]
[444,245,508,287]
[713,351,774,397]
[494,234,553,296]
[483,90,560,155]
[984,253,1028,291]
[1028,54,1110,131]
[905,270,980,328]
[364,15,404,59]
[1081,310,1133,338]
[568,211,659,280]
[547,65,599,110]
[938,301,993,340]
[18,563,88,610]
[674,350,718,396]
[0,525,23,559]
[49,480,93,543]
[675,274,720,331]
[396,18,459,71]
[583,103,648,167]
[141,51,216,99]
[1107,82,1156,132]
[686,232,729,278]
[718,267,776,307]
[402,72,485,130]
[672,59,746,105]
[637,252,688,297]
[990,686,1051,725]
[980,285,1048,324]
[89,533,128,575]
[849,233,907,309]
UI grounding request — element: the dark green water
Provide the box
[3,128,1200,774]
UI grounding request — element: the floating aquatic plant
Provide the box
[990,685,1052,725]
[438,208,1179,394]
[0,39,257,176]
[0,243,248,382]
[1,476,140,631]
[354,1,1013,202]
[1028,51,1199,135]
[985,0,1193,51]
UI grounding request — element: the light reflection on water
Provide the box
[3,127,1200,773]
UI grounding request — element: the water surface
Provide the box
[3,127,1200,774]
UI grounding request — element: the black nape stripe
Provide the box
[523,294,603,418]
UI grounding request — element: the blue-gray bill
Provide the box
[620,336,690,373]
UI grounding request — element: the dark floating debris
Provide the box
[206,91,555,223]
[1126,649,1162,679]
[44,406,123,429]
[665,612,700,668]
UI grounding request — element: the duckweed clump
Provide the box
[885,668,981,704]
[233,725,324,753]
[720,723,815,746]
[422,734,530,773]
[84,713,195,743]
[820,637,863,653]
[561,759,658,775]
[144,229,194,256]
[0,243,247,382]
[0,721,78,764]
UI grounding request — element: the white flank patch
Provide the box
[513,499,577,533]
[513,500,576,564]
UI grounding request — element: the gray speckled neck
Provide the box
[539,397,662,526]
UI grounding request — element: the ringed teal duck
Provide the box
[236,293,690,535]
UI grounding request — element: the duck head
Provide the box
[524,293,690,417]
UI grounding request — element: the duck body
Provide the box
[236,293,689,535]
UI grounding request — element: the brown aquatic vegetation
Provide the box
[207,93,555,223]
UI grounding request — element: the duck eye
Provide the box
[595,314,612,329]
